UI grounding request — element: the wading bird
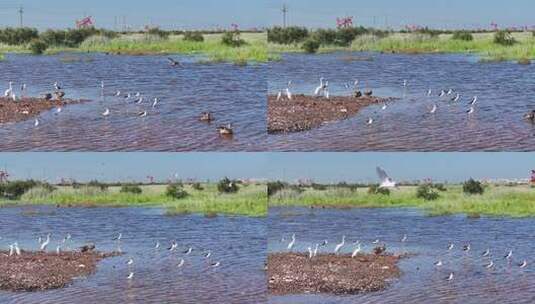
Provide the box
[463,244,471,252]
[401,234,408,243]
[168,241,178,251]
[314,77,325,96]
[366,117,374,125]
[447,243,454,251]
[446,272,454,281]
[287,234,296,251]
[313,244,319,257]
[451,93,461,102]
[308,247,313,259]
[430,104,437,114]
[485,260,494,269]
[468,96,478,106]
[138,111,148,118]
[334,236,345,254]
[154,241,160,249]
[152,98,159,108]
[177,258,185,268]
[351,243,361,258]
[183,247,193,255]
[4,81,13,97]
[482,248,490,257]
[102,108,110,117]
[127,258,134,266]
[127,272,134,280]
[34,119,40,127]
[14,242,21,255]
[519,260,527,268]
[434,260,443,267]
[211,261,220,268]
[467,106,475,115]
[504,250,513,260]
[40,233,51,251]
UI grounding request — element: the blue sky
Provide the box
[266,153,535,183]
[267,0,535,29]
[0,1,531,30]
[0,153,533,183]
[0,0,267,30]
[0,153,269,183]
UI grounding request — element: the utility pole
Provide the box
[281,4,288,28]
[18,5,23,27]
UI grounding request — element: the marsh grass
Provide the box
[0,32,274,64]
[77,32,272,64]
[269,185,535,218]
[270,31,535,62]
[4,183,267,217]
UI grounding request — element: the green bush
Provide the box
[40,27,117,47]
[311,183,327,191]
[463,179,484,195]
[268,26,309,44]
[452,31,473,41]
[183,31,204,42]
[217,177,239,193]
[416,184,440,201]
[192,182,204,191]
[267,181,286,196]
[221,31,246,47]
[29,39,48,54]
[120,184,142,194]
[494,30,516,46]
[0,180,38,199]
[368,184,390,195]
[0,27,39,45]
[87,180,108,191]
[147,27,169,39]
[302,38,320,53]
[166,182,188,199]
[432,183,447,191]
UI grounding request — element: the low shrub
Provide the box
[87,180,108,191]
[463,178,484,195]
[147,27,169,39]
[166,182,188,199]
[0,27,39,45]
[416,184,440,201]
[0,180,39,199]
[368,184,390,195]
[494,30,516,46]
[222,31,246,47]
[217,177,239,193]
[183,31,204,42]
[311,183,327,191]
[192,182,204,191]
[120,184,142,194]
[29,39,48,54]
[452,31,473,41]
[268,26,309,44]
[302,38,320,53]
[268,181,286,196]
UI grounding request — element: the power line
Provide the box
[281,4,288,28]
[18,5,23,27]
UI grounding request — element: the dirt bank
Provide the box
[0,97,87,124]
[0,247,120,291]
[268,94,393,134]
[268,252,402,295]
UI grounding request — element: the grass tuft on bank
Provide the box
[0,182,267,217]
[269,184,535,218]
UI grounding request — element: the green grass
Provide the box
[0,32,276,64]
[270,32,535,62]
[269,184,535,218]
[0,183,267,217]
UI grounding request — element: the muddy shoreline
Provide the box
[268,94,393,134]
[268,252,402,295]
[0,97,87,124]
[0,248,120,292]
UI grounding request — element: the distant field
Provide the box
[270,31,535,62]
[269,184,535,218]
[0,183,267,217]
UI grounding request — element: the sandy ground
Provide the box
[268,252,402,295]
[0,247,120,291]
[268,94,392,133]
[0,97,87,124]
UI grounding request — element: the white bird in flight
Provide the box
[376,167,396,188]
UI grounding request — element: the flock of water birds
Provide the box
[274,77,483,126]
[3,80,235,135]
[279,232,529,282]
[1,232,222,281]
